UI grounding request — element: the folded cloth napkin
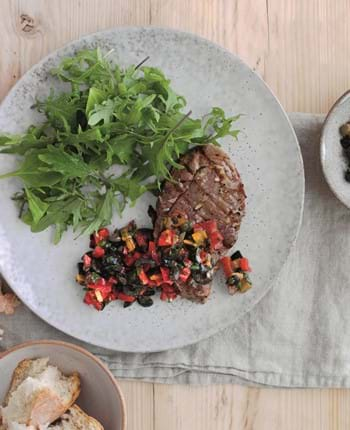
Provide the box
[1,112,349,387]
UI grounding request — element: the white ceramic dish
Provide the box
[0,340,126,430]
[321,90,350,208]
[0,27,304,352]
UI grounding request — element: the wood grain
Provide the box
[1,0,350,429]
[154,385,350,430]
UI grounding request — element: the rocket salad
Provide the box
[0,48,239,243]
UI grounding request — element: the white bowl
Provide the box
[0,340,126,430]
[321,89,350,208]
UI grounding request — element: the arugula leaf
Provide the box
[86,87,106,115]
[38,146,92,179]
[25,187,49,224]
[88,99,116,126]
[112,176,148,205]
[109,134,136,164]
[31,197,83,233]
[0,151,62,187]
[0,48,240,242]
[80,189,115,236]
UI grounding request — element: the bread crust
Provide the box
[2,359,81,428]
[49,405,104,430]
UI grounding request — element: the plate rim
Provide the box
[0,26,305,352]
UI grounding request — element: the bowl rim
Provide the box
[0,339,127,430]
[320,88,350,208]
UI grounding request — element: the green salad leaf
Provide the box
[0,48,240,242]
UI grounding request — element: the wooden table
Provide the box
[2,1,350,428]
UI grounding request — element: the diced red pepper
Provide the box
[179,267,191,282]
[93,246,105,258]
[209,230,224,250]
[220,256,234,278]
[83,254,92,269]
[92,228,110,245]
[135,231,148,248]
[160,267,173,285]
[84,291,103,311]
[148,241,160,263]
[149,273,163,286]
[194,220,218,234]
[160,291,168,301]
[107,276,118,285]
[158,229,176,247]
[138,268,150,285]
[88,277,106,289]
[95,284,112,300]
[160,286,177,301]
[184,258,192,267]
[98,227,110,240]
[199,250,208,263]
[124,251,142,266]
[240,257,251,272]
[118,292,136,303]
[108,292,118,301]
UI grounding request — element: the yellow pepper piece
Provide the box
[240,279,252,293]
[121,228,130,241]
[95,290,104,303]
[126,238,136,252]
[183,239,196,246]
[192,230,208,245]
[75,274,85,285]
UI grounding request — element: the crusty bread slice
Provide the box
[49,405,104,430]
[1,358,80,428]
[3,357,50,407]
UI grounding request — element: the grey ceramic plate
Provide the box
[321,90,350,208]
[0,27,304,352]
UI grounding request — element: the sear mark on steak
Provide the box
[154,144,246,303]
[155,144,246,248]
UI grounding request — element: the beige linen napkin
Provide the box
[2,112,349,387]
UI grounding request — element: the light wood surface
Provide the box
[1,0,350,428]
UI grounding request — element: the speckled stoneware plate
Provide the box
[321,90,350,208]
[0,27,304,352]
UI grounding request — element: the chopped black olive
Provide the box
[77,262,84,275]
[341,136,350,149]
[231,250,243,260]
[345,169,350,183]
[143,288,156,296]
[123,301,133,308]
[137,296,154,307]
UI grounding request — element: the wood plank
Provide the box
[265,0,350,113]
[154,384,350,430]
[149,0,268,77]
[0,0,152,100]
[119,380,154,430]
[0,3,155,430]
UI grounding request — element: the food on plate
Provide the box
[77,218,252,310]
[0,357,103,430]
[220,251,252,294]
[0,48,239,243]
[339,121,350,182]
[154,144,246,249]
